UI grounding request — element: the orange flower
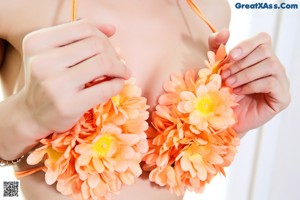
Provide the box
[94,79,149,134]
[75,124,145,178]
[21,79,149,200]
[143,45,240,195]
[149,165,185,195]
[205,44,232,73]
[26,129,78,185]
[177,72,236,133]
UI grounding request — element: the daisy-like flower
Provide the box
[75,124,145,179]
[143,45,240,195]
[178,72,236,133]
[25,129,78,185]
[16,79,149,200]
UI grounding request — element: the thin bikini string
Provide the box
[72,0,77,21]
[186,0,217,33]
[186,0,233,74]
[71,0,217,33]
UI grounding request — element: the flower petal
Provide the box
[45,167,59,185]
[180,155,192,172]
[81,181,90,199]
[189,111,201,125]
[119,171,135,185]
[196,85,208,97]
[88,173,100,188]
[180,91,196,101]
[159,93,179,105]
[208,116,228,130]
[92,158,105,173]
[118,134,140,145]
[77,155,91,166]
[26,149,47,165]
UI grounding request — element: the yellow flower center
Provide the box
[112,95,121,106]
[46,147,63,162]
[92,135,115,157]
[196,94,215,116]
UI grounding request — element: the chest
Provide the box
[3,0,213,106]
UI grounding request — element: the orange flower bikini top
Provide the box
[15,1,240,200]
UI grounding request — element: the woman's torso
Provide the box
[0,0,230,199]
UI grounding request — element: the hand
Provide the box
[21,19,130,138]
[221,32,291,135]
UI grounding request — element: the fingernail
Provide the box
[221,69,231,79]
[226,76,236,86]
[230,48,242,60]
[212,32,219,37]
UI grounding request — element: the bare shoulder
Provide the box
[193,0,231,29]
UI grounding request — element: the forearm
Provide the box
[0,89,48,160]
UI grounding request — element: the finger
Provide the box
[224,58,274,88]
[232,76,279,96]
[229,32,272,61]
[97,24,116,37]
[208,29,230,52]
[28,35,108,78]
[70,78,124,112]
[233,75,288,113]
[23,20,114,55]
[65,53,130,88]
[221,44,272,79]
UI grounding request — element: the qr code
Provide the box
[3,181,19,197]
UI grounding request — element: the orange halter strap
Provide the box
[186,0,217,33]
[72,0,77,21]
[71,0,217,32]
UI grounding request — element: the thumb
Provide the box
[97,24,116,37]
[208,29,230,53]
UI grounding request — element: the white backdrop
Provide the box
[1,1,300,200]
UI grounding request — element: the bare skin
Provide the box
[0,0,230,200]
[0,0,291,200]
